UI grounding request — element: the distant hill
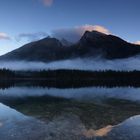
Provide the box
[0,31,140,62]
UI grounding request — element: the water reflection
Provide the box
[0,103,27,122]
[0,103,47,140]
[0,102,140,140]
[102,115,140,140]
[1,87,140,103]
[0,86,140,139]
[0,103,103,140]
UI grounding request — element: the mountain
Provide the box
[0,37,70,62]
[60,38,73,46]
[0,31,140,62]
[78,31,140,58]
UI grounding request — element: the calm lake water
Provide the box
[0,86,140,140]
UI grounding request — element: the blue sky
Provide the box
[0,0,140,55]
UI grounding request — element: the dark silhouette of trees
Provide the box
[0,69,140,88]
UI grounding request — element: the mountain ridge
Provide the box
[0,31,140,62]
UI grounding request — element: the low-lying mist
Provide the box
[0,56,140,71]
[1,87,140,103]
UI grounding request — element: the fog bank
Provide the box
[0,56,140,71]
[1,87,140,103]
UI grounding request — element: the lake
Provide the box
[0,85,140,140]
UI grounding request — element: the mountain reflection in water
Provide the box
[0,86,140,140]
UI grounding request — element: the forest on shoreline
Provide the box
[0,69,140,88]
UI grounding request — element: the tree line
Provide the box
[0,68,140,88]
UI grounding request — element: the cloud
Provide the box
[16,25,110,43]
[1,55,140,71]
[42,0,53,6]
[79,25,110,35]
[16,32,48,42]
[134,41,140,45]
[0,32,10,40]
[52,25,110,42]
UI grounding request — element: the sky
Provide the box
[0,0,140,55]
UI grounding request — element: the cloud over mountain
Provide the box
[80,25,110,35]
[16,32,48,42]
[52,25,110,42]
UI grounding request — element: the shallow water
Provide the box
[0,86,140,139]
